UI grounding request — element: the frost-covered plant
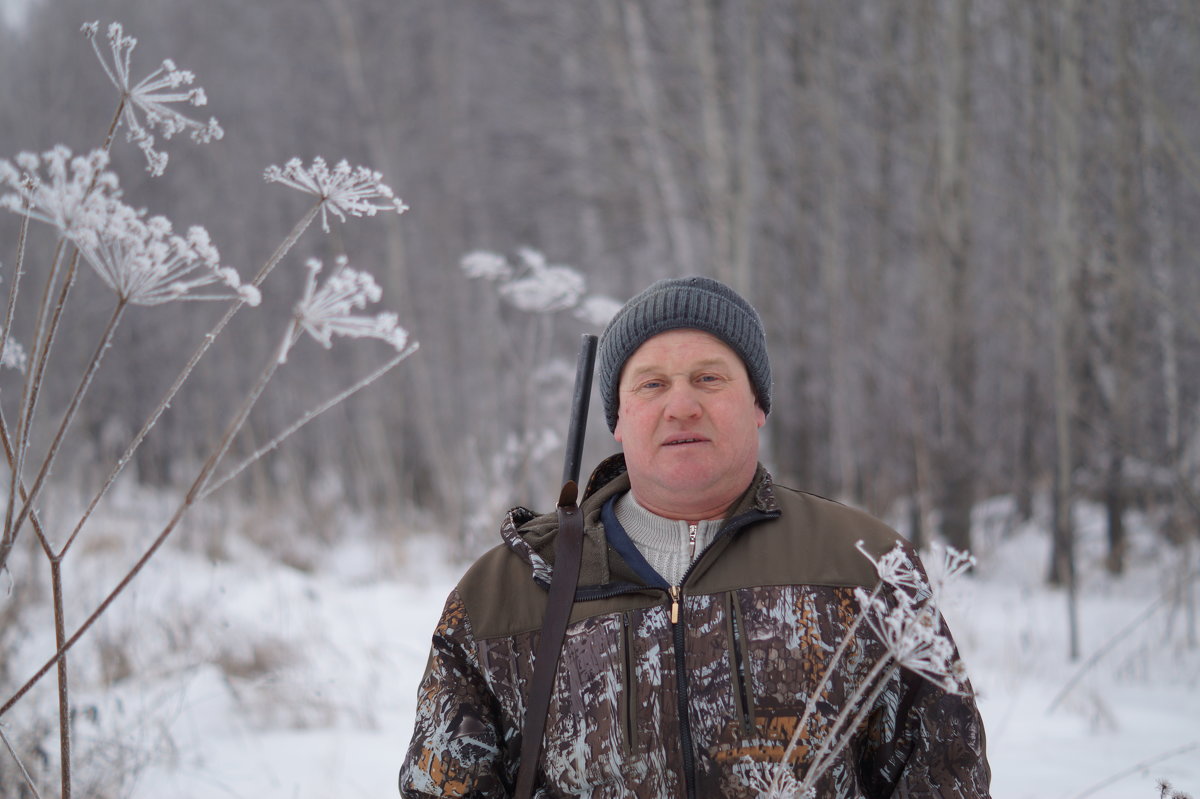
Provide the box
[853,541,973,693]
[0,147,121,238]
[0,19,412,799]
[734,760,803,799]
[746,541,975,798]
[83,21,222,176]
[461,246,621,321]
[71,197,259,307]
[457,247,620,538]
[283,256,408,357]
[1159,779,1194,799]
[264,156,408,233]
[1,338,26,372]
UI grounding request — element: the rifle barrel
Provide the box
[562,334,598,487]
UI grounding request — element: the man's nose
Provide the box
[663,384,702,419]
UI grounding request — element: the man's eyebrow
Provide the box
[625,356,734,377]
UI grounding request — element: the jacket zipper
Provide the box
[670,587,696,799]
[726,590,756,736]
[556,505,780,799]
[621,611,637,757]
[672,508,776,799]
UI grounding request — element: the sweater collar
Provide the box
[501,453,778,588]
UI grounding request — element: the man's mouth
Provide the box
[663,437,706,446]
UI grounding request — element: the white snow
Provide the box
[5,491,1198,798]
[947,498,1200,799]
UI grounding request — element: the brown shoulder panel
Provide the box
[695,486,907,594]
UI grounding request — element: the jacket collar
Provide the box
[501,453,779,588]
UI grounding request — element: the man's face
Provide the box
[613,329,765,520]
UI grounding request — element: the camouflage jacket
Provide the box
[399,455,991,798]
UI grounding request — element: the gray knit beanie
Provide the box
[598,276,771,432]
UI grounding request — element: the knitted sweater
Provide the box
[613,491,722,586]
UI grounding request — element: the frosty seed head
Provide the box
[854,541,973,695]
[460,250,512,281]
[264,157,409,233]
[67,195,255,306]
[0,147,121,238]
[84,19,223,176]
[280,256,409,362]
[460,247,599,317]
[1,338,27,373]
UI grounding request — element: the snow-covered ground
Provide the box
[946,499,1199,799]
[5,490,1198,798]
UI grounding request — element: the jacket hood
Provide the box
[500,453,777,589]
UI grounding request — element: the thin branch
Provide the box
[0,407,55,560]
[8,299,127,553]
[58,202,321,558]
[50,559,72,799]
[0,723,45,799]
[250,201,321,286]
[801,656,897,789]
[0,193,31,367]
[4,92,128,554]
[1047,565,1200,713]
[0,209,33,569]
[199,342,417,501]
[101,98,126,155]
[1064,741,1200,799]
[5,240,67,548]
[0,329,288,719]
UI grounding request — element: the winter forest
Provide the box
[0,0,1199,797]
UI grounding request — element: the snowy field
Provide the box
[5,489,1198,799]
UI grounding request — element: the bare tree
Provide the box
[1048,0,1084,658]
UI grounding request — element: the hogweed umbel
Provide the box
[0,147,120,237]
[497,249,586,314]
[83,20,223,176]
[282,256,409,361]
[460,246,615,319]
[264,157,408,233]
[734,760,808,799]
[1,339,27,372]
[853,540,973,694]
[70,198,259,307]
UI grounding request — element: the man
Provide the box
[400,276,991,798]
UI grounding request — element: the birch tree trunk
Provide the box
[689,0,732,278]
[558,3,607,268]
[619,0,696,274]
[688,0,763,297]
[1049,0,1084,660]
[730,0,763,298]
[934,0,977,555]
[815,6,857,501]
[1013,0,1044,524]
[1104,5,1141,575]
[599,1,671,274]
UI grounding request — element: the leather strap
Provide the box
[513,481,585,799]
